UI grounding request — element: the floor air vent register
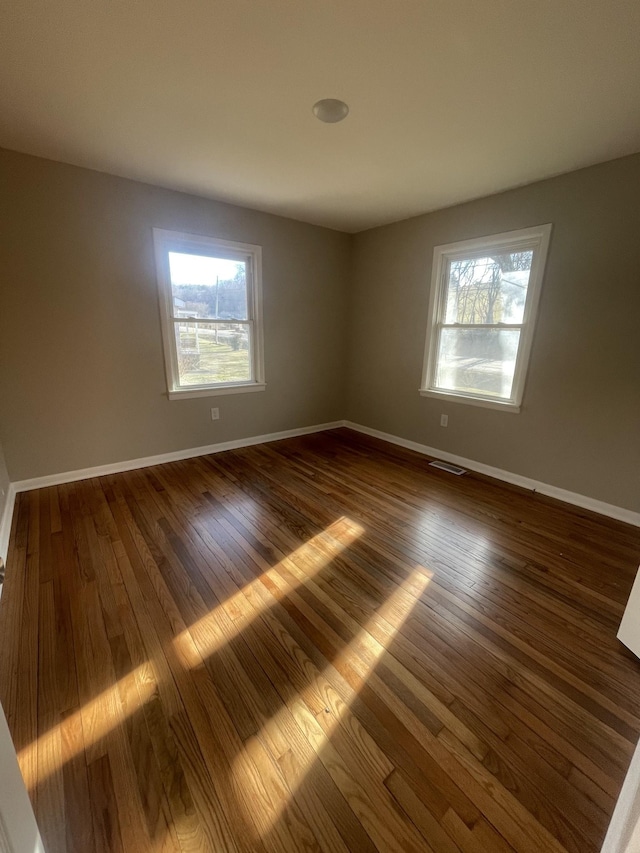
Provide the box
[428,460,467,476]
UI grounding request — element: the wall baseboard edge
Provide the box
[7,417,637,544]
[11,421,346,495]
[344,421,640,528]
[0,484,17,563]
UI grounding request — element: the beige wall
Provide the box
[1,149,638,513]
[0,150,350,481]
[347,155,640,512]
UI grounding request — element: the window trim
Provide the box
[420,224,552,412]
[153,228,265,400]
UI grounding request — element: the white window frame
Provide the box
[153,228,265,400]
[420,224,552,413]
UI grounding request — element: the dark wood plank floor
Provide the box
[1,428,639,852]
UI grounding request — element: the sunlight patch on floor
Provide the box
[232,566,432,837]
[173,516,365,669]
[18,662,156,791]
[18,518,364,795]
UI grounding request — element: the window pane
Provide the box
[174,322,251,386]
[168,252,247,320]
[444,251,533,324]
[435,328,520,399]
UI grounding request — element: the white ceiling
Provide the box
[2,0,640,232]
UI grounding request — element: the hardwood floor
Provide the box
[1,427,639,852]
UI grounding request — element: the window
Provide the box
[153,229,265,399]
[420,224,551,412]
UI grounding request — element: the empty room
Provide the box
[1,1,640,852]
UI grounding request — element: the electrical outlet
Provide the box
[211,407,220,421]
[440,414,448,427]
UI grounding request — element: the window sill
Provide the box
[419,388,521,413]
[168,383,266,400]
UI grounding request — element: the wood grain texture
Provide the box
[0,427,639,852]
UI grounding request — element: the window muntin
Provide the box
[421,225,551,411]
[153,230,264,399]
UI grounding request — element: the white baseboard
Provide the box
[11,421,345,494]
[344,421,640,528]
[5,418,638,536]
[0,484,17,563]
